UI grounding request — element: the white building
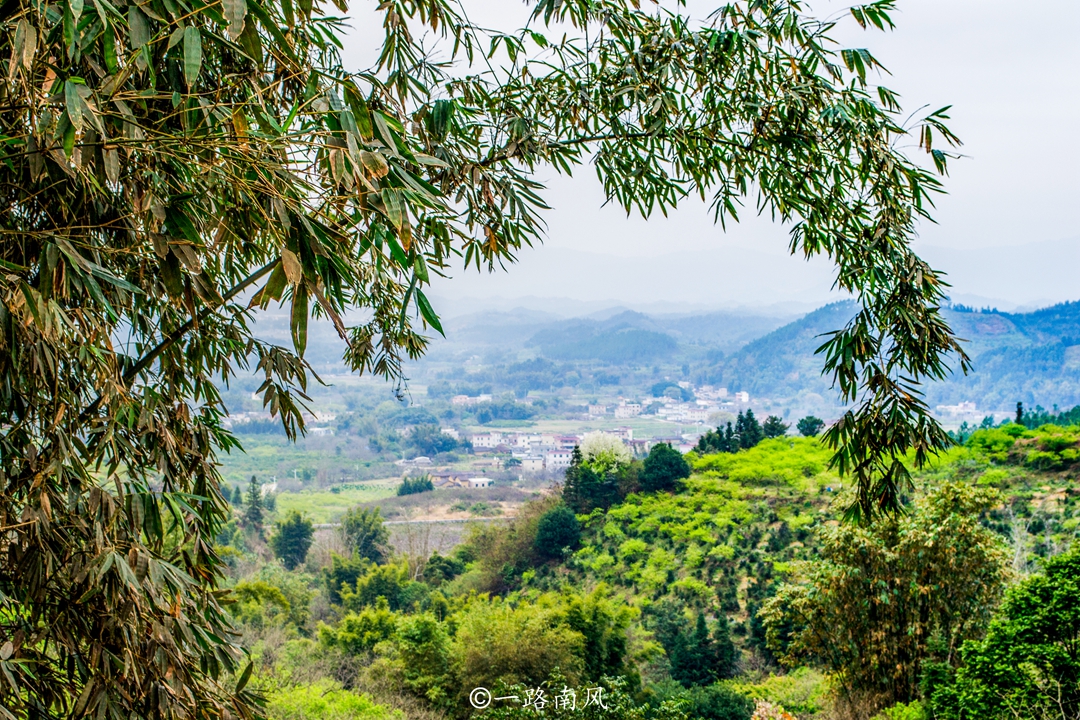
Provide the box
[468,477,492,488]
[470,432,503,449]
[545,450,574,469]
[937,401,977,415]
[614,403,643,419]
[521,456,545,472]
[733,391,750,403]
[556,435,581,451]
[440,427,460,440]
[451,394,492,406]
[588,404,608,416]
[685,408,709,423]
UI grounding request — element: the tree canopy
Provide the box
[270,511,315,571]
[641,442,692,492]
[929,546,1080,720]
[760,482,1010,714]
[0,0,965,715]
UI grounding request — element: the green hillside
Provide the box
[220,425,1080,720]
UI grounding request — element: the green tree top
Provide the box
[341,506,390,565]
[243,475,264,532]
[270,511,315,571]
[763,416,790,439]
[641,442,692,492]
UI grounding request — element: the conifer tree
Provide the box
[735,410,765,449]
[797,416,827,437]
[270,511,315,571]
[562,446,617,513]
[641,443,692,492]
[243,476,264,533]
[763,415,790,439]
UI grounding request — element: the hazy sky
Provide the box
[341,1,1080,314]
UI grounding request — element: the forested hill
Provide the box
[700,300,1080,410]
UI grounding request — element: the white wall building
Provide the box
[521,456,545,472]
[470,432,503,449]
[545,450,574,469]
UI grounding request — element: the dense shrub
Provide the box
[929,546,1080,720]
[534,505,582,560]
[641,443,691,493]
[340,506,391,564]
[270,511,315,571]
[398,475,435,496]
[760,482,1011,713]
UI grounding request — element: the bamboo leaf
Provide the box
[415,289,443,336]
[183,26,203,87]
[128,5,149,49]
[360,150,389,179]
[64,80,83,132]
[223,0,247,38]
[168,26,185,50]
[290,282,309,357]
[281,249,302,286]
[381,188,404,229]
[252,262,288,308]
[235,662,254,692]
[104,147,119,185]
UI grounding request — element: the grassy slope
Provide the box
[275,480,399,523]
[564,432,1078,636]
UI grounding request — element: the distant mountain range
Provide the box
[699,300,1080,411]
[252,294,1080,413]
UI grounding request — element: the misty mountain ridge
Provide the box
[700,300,1080,411]
[247,296,1080,413]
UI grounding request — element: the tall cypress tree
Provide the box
[562,446,616,513]
[737,410,764,449]
[243,475,264,533]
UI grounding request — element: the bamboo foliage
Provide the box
[0,0,966,715]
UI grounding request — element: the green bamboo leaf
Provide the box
[64,79,83,131]
[290,282,309,357]
[102,24,117,72]
[183,26,202,87]
[6,21,25,80]
[253,262,288,308]
[62,120,76,157]
[235,662,254,692]
[238,11,262,61]
[128,5,149,49]
[168,26,185,50]
[62,3,75,58]
[413,255,429,283]
[381,188,403,229]
[415,289,443,336]
[160,253,185,298]
[70,0,84,24]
